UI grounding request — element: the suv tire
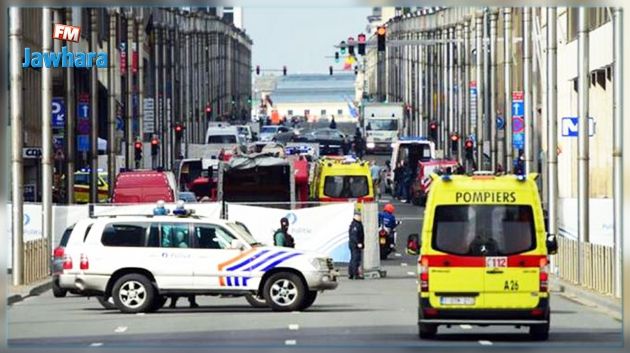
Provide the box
[299,290,318,310]
[52,281,67,298]
[244,293,268,308]
[97,296,117,310]
[263,272,306,312]
[112,274,155,314]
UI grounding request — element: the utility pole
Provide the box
[456,23,464,163]
[577,7,590,285]
[612,7,623,299]
[503,8,513,172]
[475,11,484,166]
[126,8,135,169]
[90,9,99,203]
[161,10,169,168]
[489,8,498,171]
[447,26,455,160]
[137,10,145,142]
[10,7,24,286]
[42,7,54,255]
[107,8,117,197]
[546,7,559,277]
[65,8,75,203]
[523,7,533,174]
[153,10,162,168]
[185,13,192,152]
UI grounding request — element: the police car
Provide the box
[407,172,558,340]
[64,204,338,313]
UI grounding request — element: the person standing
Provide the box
[401,161,414,203]
[370,160,381,198]
[329,116,337,129]
[274,217,295,248]
[393,162,404,199]
[348,210,365,280]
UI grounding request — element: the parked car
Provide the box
[295,128,349,156]
[259,125,290,142]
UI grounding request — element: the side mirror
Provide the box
[406,233,420,256]
[546,234,558,255]
[230,239,245,251]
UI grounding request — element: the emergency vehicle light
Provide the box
[441,175,452,182]
[516,175,527,182]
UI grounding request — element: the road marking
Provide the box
[289,324,300,330]
[136,313,145,316]
[400,262,408,267]
[114,326,128,333]
[394,252,403,257]
[407,271,415,276]
[291,311,300,314]
[479,340,493,345]
[90,343,103,347]
[460,324,473,330]
[285,339,297,345]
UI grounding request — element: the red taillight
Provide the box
[539,257,549,292]
[423,308,438,316]
[79,254,89,270]
[531,308,544,316]
[53,246,65,259]
[420,258,429,292]
[62,255,73,270]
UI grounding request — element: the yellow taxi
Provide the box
[309,156,374,203]
[406,172,558,340]
[73,169,110,203]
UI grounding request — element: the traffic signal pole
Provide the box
[42,7,54,267]
[475,11,484,166]
[490,9,498,172]
[107,8,117,196]
[503,8,513,172]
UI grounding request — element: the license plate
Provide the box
[379,238,387,245]
[486,256,508,268]
[440,297,475,305]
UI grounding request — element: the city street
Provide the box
[7,195,622,348]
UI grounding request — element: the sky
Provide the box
[244,7,373,75]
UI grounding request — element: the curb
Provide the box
[8,280,52,306]
[551,276,622,321]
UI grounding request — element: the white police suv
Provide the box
[66,211,338,313]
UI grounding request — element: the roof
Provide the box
[223,154,290,171]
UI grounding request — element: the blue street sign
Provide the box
[512,100,524,117]
[77,135,89,152]
[78,103,90,119]
[497,116,505,130]
[513,132,524,150]
[52,97,65,128]
[116,117,124,131]
[561,117,595,137]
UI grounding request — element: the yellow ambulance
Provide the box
[406,172,557,340]
[309,156,374,203]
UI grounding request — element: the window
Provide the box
[431,205,536,256]
[74,174,89,185]
[59,225,75,247]
[101,223,149,247]
[323,176,369,198]
[367,119,399,131]
[192,224,236,249]
[161,223,191,248]
[288,110,293,116]
[320,109,327,116]
[337,109,343,115]
[207,135,237,144]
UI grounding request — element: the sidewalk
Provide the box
[7,274,52,306]
[551,275,622,321]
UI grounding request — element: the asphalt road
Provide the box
[7,180,622,348]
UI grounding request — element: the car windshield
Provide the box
[367,118,398,131]
[323,176,369,198]
[237,127,249,134]
[432,205,536,256]
[261,126,277,133]
[226,222,261,246]
[207,135,237,144]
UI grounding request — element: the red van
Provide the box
[111,170,177,204]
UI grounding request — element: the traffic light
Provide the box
[256,65,260,75]
[450,134,459,152]
[464,139,474,160]
[340,41,346,55]
[357,33,366,55]
[150,137,159,156]
[283,66,287,76]
[347,36,355,55]
[334,51,339,63]
[205,105,212,120]
[377,26,386,52]
[354,65,358,75]
[429,121,438,141]
[329,65,333,76]
[174,123,184,139]
[134,141,142,162]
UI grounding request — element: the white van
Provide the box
[386,137,436,192]
[205,126,244,145]
[66,213,338,313]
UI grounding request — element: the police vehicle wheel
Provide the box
[263,272,306,312]
[419,323,437,339]
[299,290,318,310]
[244,293,268,308]
[97,296,117,310]
[112,274,155,314]
[529,323,549,341]
[52,281,67,298]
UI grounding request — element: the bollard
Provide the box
[360,202,382,278]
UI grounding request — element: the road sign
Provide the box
[497,116,505,130]
[561,117,595,137]
[78,103,90,119]
[116,117,124,131]
[513,116,525,134]
[52,97,65,128]
[470,81,477,131]
[513,132,524,150]
[77,135,89,152]
[77,119,90,135]
[512,91,524,101]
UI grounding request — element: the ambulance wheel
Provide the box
[529,323,549,341]
[245,293,268,308]
[112,274,156,314]
[299,291,318,310]
[263,272,306,312]
[419,323,438,339]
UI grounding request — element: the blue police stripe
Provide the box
[226,276,232,287]
[260,253,302,272]
[246,251,289,272]
[233,276,239,286]
[226,250,271,271]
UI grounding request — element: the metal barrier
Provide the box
[555,235,614,296]
[23,238,49,285]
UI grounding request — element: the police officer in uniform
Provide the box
[348,210,365,280]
